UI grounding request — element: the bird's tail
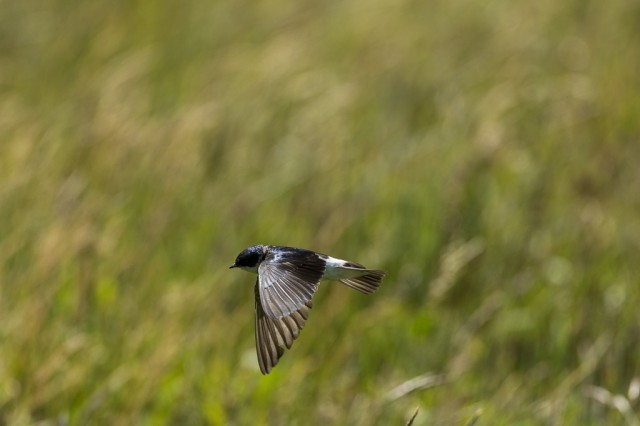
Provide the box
[337,262,386,294]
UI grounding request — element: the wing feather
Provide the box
[255,280,312,374]
[258,247,325,319]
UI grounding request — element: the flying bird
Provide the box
[230,244,386,374]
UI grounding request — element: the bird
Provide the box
[229,244,386,374]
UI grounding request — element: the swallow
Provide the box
[230,244,386,374]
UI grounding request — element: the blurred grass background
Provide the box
[1,0,639,424]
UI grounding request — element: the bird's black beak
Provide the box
[229,263,237,269]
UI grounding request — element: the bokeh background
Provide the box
[2,0,639,424]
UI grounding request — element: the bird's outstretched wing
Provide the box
[254,280,312,374]
[258,247,325,319]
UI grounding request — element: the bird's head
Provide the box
[230,245,265,273]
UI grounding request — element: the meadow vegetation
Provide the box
[1,0,639,424]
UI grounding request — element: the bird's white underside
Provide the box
[322,256,365,280]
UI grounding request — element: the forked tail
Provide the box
[338,263,386,294]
